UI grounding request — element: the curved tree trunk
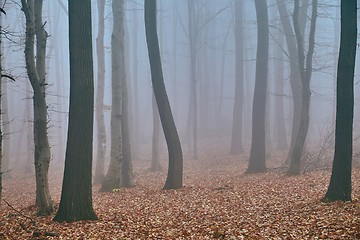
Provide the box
[144,0,183,190]
[21,0,53,216]
[246,0,269,173]
[323,0,357,202]
[287,0,318,175]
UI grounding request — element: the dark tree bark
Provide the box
[287,0,318,175]
[322,0,357,202]
[53,0,97,222]
[144,0,183,190]
[230,0,245,154]
[246,0,269,173]
[21,0,53,216]
[94,0,107,185]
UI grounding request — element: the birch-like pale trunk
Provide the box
[94,0,107,185]
[21,0,53,215]
[101,0,124,191]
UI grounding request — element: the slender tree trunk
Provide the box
[288,0,318,175]
[323,0,357,202]
[246,0,269,173]
[145,0,183,190]
[53,0,97,222]
[276,0,302,165]
[1,69,9,178]
[120,56,134,187]
[273,18,288,150]
[188,0,198,160]
[21,0,53,215]
[151,93,161,171]
[230,0,245,154]
[94,0,107,185]
[132,8,140,159]
[101,0,124,192]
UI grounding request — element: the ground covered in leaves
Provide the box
[1,146,359,239]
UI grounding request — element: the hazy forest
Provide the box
[0,0,359,239]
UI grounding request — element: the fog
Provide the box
[1,0,360,171]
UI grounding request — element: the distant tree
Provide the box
[21,0,53,215]
[287,0,318,175]
[101,0,130,191]
[246,0,269,173]
[230,0,245,154]
[151,93,162,171]
[120,44,134,187]
[144,0,183,190]
[276,0,309,166]
[94,0,107,185]
[322,0,357,202]
[53,0,98,222]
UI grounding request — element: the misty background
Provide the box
[1,0,360,171]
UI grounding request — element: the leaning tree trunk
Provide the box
[144,0,183,190]
[246,0,269,173]
[94,0,107,185]
[53,0,97,222]
[21,0,53,216]
[287,0,317,175]
[100,0,124,192]
[323,0,357,202]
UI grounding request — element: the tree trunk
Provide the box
[120,56,134,187]
[21,0,53,216]
[323,0,356,202]
[246,0,269,173]
[288,0,318,175]
[100,0,124,192]
[144,0,183,190]
[276,0,302,165]
[273,17,288,150]
[151,93,161,171]
[53,0,97,222]
[230,0,245,154]
[188,0,198,160]
[94,0,107,185]
[1,60,9,179]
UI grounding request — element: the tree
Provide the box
[276,0,309,165]
[144,0,183,190]
[246,0,269,173]
[53,0,98,222]
[94,0,107,185]
[21,0,53,215]
[230,0,245,154]
[322,0,357,202]
[101,0,127,191]
[151,94,162,171]
[287,0,318,175]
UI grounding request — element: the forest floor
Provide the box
[0,143,359,239]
